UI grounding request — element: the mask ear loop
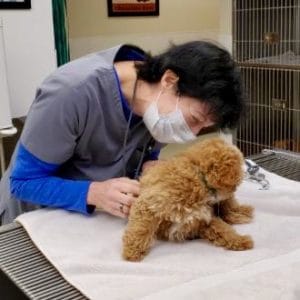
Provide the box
[155,90,180,115]
[175,95,180,111]
[155,90,163,104]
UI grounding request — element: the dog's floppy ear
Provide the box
[205,146,244,190]
[188,138,244,190]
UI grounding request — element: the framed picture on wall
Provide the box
[0,0,31,9]
[107,0,159,17]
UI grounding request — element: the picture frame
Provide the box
[107,0,159,17]
[0,0,31,9]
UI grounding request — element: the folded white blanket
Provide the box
[16,169,300,300]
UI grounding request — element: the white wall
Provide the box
[67,0,232,59]
[0,0,57,118]
[0,18,11,129]
[69,31,220,59]
[67,0,221,58]
[218,0,232,53]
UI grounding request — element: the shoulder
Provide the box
[39,44,145,92]
[40,46,120,89]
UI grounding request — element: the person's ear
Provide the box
[160,69,179,91]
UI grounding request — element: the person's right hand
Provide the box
[86,177,140,218]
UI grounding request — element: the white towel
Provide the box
[16,169,300,300]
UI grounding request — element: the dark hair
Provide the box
[135,41,245,129]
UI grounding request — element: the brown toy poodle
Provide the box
[122,138,254,261]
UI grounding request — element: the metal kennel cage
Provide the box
[233,0,300,158]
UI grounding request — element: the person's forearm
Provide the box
[10,175,92,214]
[10,143,93,214]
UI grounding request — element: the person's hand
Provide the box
[87,177,140,218]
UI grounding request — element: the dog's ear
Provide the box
[191,139,244,191]
[184,138,227,167]
[178,138,244,190]
[180,138,227,164]
[205,147,244,190]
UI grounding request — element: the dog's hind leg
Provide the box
[215,197,253,224]
[122,204,160,261]
[198,216,254,250]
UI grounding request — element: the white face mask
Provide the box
[143,91,197,144]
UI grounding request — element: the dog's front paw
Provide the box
[223,205,254,224]
[122,247,146,262]
[238,204,254,219]
[122,233,149,262]
[227,234,254,251]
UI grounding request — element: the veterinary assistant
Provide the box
[0,41,244,224]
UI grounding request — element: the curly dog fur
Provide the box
[122,138,254,261]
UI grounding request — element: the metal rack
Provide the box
[249,149,300,181]
[0,222,87,300]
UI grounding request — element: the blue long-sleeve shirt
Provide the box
[10,143,92,214]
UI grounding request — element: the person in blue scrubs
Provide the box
[0,41,245,224]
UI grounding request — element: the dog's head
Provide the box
[183,138,244,194]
